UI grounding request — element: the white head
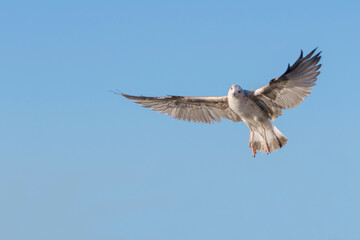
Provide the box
[228,84,243,96]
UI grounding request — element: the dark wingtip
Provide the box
[313,51,322,59]
[110,90,136,100]
[300,49,303,58]
[286,63,291,72]
[110,90,133,99]
[310,47,318,55]
[120,93,134,99]
[304,48,317,59]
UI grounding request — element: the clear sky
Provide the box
[1,1,360,239]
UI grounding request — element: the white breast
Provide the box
[228,94,267,123]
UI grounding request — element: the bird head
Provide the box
[228,84,243,96]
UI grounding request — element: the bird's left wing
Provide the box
[252,48,321,120]
[120,93,242,124]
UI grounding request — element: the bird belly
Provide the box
[228,95,268,125]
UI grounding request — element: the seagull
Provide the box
[120,49,321,157]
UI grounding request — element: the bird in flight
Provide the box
[120,49,321,157]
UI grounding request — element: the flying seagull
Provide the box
[120,49,321,157]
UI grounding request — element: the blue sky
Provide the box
[1,1,360,239]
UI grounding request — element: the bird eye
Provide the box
[238,90,241,93]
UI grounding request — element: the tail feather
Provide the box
[249,123,288,153]
[272,125,288,149]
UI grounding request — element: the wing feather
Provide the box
[252,48,321,120]
[120,93,242,124]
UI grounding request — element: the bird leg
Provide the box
[262,124,271,154]
[250,128,256,157]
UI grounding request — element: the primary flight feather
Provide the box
[120,49,321,157]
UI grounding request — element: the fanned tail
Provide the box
[249,123,288,153]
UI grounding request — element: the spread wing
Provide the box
[252,48,321,121]
[120,93,242,124]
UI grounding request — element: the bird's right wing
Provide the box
[120,93,242,124]
[252,48,321,121]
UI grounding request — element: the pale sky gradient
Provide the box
[1,1,360,240]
